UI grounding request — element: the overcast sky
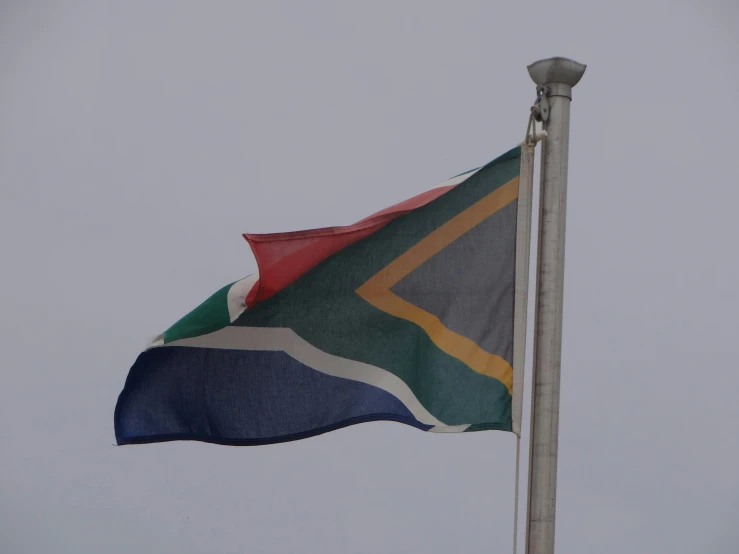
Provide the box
[1,1,738,553]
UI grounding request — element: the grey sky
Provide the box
[1,1,738,553]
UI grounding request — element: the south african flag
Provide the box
[115,146,527,446]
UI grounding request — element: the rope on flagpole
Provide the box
[513,434,522,554]
[513,99,547,553]
[512,111,531,554]
[520,112,548,146]
[520,86,550,147]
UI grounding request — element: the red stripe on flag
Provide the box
[243,184,455,306]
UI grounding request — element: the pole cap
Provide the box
[527,57,586,87]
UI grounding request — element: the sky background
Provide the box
[1,1,738,553]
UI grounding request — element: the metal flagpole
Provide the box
[524,57,586,554]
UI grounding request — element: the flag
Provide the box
[115,146,524,446]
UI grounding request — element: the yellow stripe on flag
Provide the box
[357,177,519,393]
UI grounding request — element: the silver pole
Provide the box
[524,57,586,554]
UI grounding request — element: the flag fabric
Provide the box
[115,146,524,446]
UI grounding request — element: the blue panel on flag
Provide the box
[115,347,431,445]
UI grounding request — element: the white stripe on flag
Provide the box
[435,168,479,188]
[164,326,457,429]
[227,273,259,322]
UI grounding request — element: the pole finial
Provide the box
[527,57,586,87]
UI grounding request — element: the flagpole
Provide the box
[524,57,586,554]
